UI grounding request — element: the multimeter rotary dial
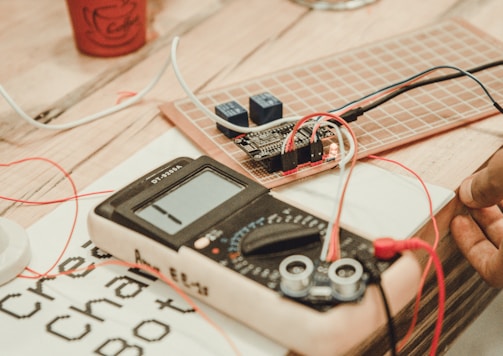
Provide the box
[193,194,327,292]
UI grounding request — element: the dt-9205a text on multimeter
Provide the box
[87,155,419,355]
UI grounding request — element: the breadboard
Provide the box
[161,19,503,188]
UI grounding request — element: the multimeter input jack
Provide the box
[328,258,366,302]
[279,255,314,298]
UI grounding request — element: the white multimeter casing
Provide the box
[87,155,421,356]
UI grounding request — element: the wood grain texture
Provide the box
[1,0,502,354]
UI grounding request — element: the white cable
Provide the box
[319,126,355,261]
[277,117,356,261]
[0,52,172,130]
[322,124,355,166]
[171,36,303,133]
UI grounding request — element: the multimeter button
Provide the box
[241,223,321,256]
[194,236,211,249]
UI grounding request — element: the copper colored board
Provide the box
[161,19,503,188]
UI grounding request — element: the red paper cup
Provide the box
[66,0,146,57]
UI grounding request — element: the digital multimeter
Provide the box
[88,155,416,355]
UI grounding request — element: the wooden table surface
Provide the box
[1,0,502,355]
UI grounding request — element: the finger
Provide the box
[451,214,503,288]
[451,214,490,255]
[461,149,503,208]
[469,205,503,247]
[479,239,503,288]
[459,175,480,208]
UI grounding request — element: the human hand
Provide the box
[450,149,503,288]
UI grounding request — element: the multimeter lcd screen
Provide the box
[135,168,244,235]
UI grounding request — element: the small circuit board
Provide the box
[234,121,336,173]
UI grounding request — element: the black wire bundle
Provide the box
[339,60,503,123]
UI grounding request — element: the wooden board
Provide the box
[161,19,503,188]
